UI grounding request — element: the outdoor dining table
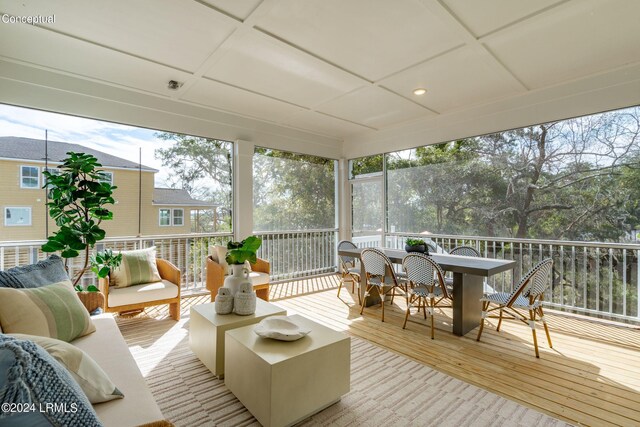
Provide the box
[338,247,517,336]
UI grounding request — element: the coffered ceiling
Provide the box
[0,0,639,143]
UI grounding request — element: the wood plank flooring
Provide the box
[150,275,640,427]
[270,275,640,427]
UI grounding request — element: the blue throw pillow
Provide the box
[0,255,69,289]
[0,334,102,426]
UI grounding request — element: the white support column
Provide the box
[338,158,350,242]
[234,140,254,241]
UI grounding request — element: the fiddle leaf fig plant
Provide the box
[225,236,262,265]
[41,152,121,286]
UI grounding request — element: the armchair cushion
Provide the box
[247,271,270,286]
[107,280,179,308]
[110,247,161,288]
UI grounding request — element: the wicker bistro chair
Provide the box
[476,258,554,358]
[445,245,481,292]
[337,240,361,305]
[359,248,407,322]
[401,253,452,339]
[449,246,481,257]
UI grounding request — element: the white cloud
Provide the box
[0,104,174,184]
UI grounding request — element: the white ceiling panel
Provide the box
[486,0,640,89]
[380,46,524,113]
[199,0,263,21]
[0,0,237,72]
[182,78,304,123]
[204,31,363,107]
[316,86,432,128]
[279,110,372,139]
[0,22,191,96]
[442,0,565,37]
[255,0,465,81]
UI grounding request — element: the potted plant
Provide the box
[223,236,262,295]
[405,238,428,254]
[41,152,122,311]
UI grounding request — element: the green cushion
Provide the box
[110,247,161,288]
[0,280,96,342]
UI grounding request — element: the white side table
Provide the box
[225,315,350,427]
[189,299,286,378]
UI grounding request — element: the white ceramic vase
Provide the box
[223,264,251,296]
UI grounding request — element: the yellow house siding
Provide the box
[1,159,195,242]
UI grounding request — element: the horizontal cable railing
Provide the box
[0,233,233,292]
[254,229,338,282]
[351,232,640,322]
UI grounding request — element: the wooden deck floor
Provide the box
[165,275,640,427]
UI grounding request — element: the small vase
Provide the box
[223,264,251,296]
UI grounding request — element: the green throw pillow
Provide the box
[0,280,96,342]
[110,246,161,288]
[10,334,124,404]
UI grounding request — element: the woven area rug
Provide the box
[115,312,570,427]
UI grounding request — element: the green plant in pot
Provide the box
[405,238,428,254]
[41,152,122,293]
[223,236,262,295]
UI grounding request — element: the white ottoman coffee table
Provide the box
[225,314,350,427]
[189,299,286,378]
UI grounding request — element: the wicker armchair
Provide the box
[337,240,361,305]
[359,248,407,322]
[99,258,181,320]
[206,256,271,302]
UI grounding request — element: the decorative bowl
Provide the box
[254,316,311,341]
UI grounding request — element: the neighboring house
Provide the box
[0,136,212,242]
[152,188,216,234]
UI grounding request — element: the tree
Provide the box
[253,148,336,231]
[155,133,233,231]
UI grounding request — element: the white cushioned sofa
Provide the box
[74,314,164,426]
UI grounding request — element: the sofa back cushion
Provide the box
[110,246,161,288]
[0,280,96,342]
[0,255,69,289]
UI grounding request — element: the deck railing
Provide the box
[0,229,339,290]
[0,233,233,292]
[353,233,639,322]
[254,229,338,281]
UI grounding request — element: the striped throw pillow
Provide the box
[110,246,161,288]
[0,280,96,342]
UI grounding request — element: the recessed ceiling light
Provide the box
[413,88,427,96]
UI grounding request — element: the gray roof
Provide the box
[0,136,156,172]
[153,188,216,207]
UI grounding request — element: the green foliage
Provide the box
[405,238,427,246]
[225,236,262,265]
[350,154,383,178]
[253,148,336,231]
[41,151,120,285]
[387,106,640,242]
[90,249,122,279]
[155,132,232,232]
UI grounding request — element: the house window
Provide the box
[4,207,32,226]
[159,209,170,226]
[20,166,39,189]
[98,171,113,185]
[172,209,184,226]
[42,167,61,198]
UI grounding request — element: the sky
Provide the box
[0,103,174,185]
